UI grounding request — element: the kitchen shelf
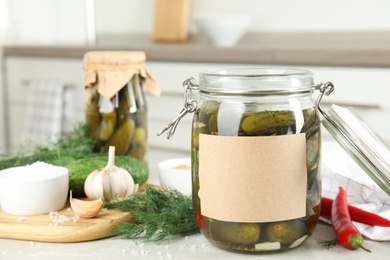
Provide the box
[3,31,390,67]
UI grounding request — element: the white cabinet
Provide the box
[4,57,390,156]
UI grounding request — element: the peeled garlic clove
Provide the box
[69,191,103,218]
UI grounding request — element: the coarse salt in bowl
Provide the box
[0,162,69,216]
[158,158,192,196]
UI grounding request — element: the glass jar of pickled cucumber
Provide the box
[193,68,322,253]
[159,68,323,253]
[83,51,160,165]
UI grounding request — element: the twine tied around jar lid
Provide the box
[83,51,161,101]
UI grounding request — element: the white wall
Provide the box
[2,0,86,43]
[0,47,7,154]
[96,0,390,34]
[191,0,390,32]
[1,0,390,43]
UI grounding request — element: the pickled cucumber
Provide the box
[266,220,307,245]
[85,113,100,141]
[104,119,135,155]
[134,127,146,144]
[211,220,260,245]
[85,90,100,140]
[117,85,131,126]
[306,134,321,187]
[241,111,296,136]
[300,109,319,135]
[128,143,146,161]
[85,89,99,114]
[192,122,207,149]
[99,110,117,141]
[208,113,219,134]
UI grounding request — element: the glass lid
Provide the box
[315,82,390,196]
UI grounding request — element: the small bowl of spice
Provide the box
[158,158,191,196]
[0,162,69,216]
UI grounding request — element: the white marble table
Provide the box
[0,222,389,260]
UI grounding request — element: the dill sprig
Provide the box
[0,123,100,170]
[105,187,199,242]
[316,239,339,249]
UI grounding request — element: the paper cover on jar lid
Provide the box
[83,51,161,100]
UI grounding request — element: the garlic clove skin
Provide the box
[110,166,135,199]
[133,183,139,194]
[69,191,103,218]
[84,169,106,200]
[83,146,138,202]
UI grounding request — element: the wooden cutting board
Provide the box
[0,184,157,243]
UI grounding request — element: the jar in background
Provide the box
[83,51,160,165]
[190,68,321,253]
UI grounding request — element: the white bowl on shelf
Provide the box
[158,158,192,196]
[195,14,252,47]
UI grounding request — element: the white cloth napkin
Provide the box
[321,141,390,241]
[24,79,65,142]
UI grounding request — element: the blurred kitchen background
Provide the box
[1,0,390,42]
[1,0,390,160]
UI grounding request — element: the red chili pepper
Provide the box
[195,209,209,233]
[321,197,390,227]
[331,186,371,252]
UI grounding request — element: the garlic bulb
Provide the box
[69,190,103,218]
[84,146,138,201]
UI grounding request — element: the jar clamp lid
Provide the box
[315,82,390,196]
[158,71,390,196]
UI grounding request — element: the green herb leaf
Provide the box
[0,123,101,170]
[105,187,199,242]
[316,239,339,249]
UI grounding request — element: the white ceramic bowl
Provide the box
[0,162,69,216]
[195,14,252,47]
[158,158,191,196]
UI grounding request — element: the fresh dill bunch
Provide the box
[0,123,100,169]
[105,187,199,242]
